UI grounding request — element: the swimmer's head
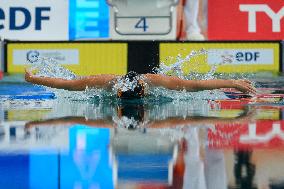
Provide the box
[117,71,145,99]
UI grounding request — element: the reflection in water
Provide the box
[0,98,284,189]
[61,126,114,189]
[205,148,227,189]
[234,151,256,189]
[183,127,207,189]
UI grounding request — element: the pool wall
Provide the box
[3,40,283,75]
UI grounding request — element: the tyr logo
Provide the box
[239,4,284,32]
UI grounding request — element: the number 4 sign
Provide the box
[135,17,149,32]
[115,16,171,35]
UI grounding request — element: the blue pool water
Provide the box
[0,74,284,189]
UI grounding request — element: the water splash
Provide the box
[30,56,77,80]
[113,74,142,92]
[157,49,208,78]
[158,48,237,81]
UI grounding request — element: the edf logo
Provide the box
[0,7,50,30]
[236,51,260,62]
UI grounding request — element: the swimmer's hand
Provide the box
[25,68,34,82]
[232,79,256,95]
[25,68,40,82]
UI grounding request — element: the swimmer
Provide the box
[25,69,256,99]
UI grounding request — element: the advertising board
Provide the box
[7,41,281,75]
[0,0,69,40]
[208,0,284,40]
[159,42,280,73]
[7,42,127,75]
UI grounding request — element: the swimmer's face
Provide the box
[117,79,145,99]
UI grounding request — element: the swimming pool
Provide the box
[0,74,284,189]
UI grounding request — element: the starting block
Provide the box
[107,0,179,40]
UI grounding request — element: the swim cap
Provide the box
[117,71,145,99]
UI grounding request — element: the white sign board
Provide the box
[13,49,79,65]
[207,49,274,65]
[0,0,69,40]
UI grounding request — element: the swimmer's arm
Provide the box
[144,74,256,94]
[190,79,256,94]
[25,70,118,91]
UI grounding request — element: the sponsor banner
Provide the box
[0,0,68,40]
[207,49,274,65]
[13,49,79,65]
[208,0,284,40]
[7,42,127,75]
[159,42,280,73]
